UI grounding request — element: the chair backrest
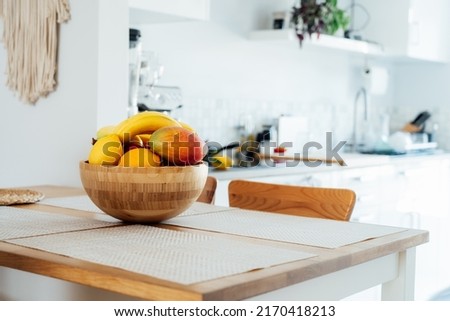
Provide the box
[228,179,356,221]
[196,176,218,204]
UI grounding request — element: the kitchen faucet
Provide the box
[351,87,368,152]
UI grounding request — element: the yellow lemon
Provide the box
[210,156,232,170]
[88,134,123,166]
[119,148,161,167]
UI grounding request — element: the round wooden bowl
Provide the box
[79,161,208,223]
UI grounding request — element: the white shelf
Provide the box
[249,29,384,57]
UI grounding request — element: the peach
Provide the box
[149,126,206,166]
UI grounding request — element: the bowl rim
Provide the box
[79,160,208,172]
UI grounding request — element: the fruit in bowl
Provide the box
[80,111,208,223]
[149,126,205,166]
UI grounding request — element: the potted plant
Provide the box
[290,0,350,46]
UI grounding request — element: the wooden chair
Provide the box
[228,179,356,221]
[196,176,218,204]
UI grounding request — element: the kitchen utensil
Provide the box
[258,153,345,166]
[203,141,240,165]
[402,111,431,133]
[79,161,208,223]
[388,131,413,152]
[138,85,183,113]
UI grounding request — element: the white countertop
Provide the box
[209,151,450,181]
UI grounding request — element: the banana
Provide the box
[210,155,233,170]
[136,133,152,147]
[114,111,181,142]
[96,125,116,139]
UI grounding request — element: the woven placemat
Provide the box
[39,195,103,213]
[40,195,233,217]
[0,189,45,206]
[8,225,315,285]
[0,206,124,240]
[165,209,406,249]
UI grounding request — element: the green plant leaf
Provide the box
[291,0,350,41]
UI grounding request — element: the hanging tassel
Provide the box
[0,0,71,104]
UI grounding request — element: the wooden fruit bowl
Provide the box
[79,161,208,223]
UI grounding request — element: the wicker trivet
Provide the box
[0,189,45,206]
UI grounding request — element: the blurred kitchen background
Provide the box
[130,0,450,152]
[2,0,450,186]
[1,0,450,301]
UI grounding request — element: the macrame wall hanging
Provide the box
[0,0,70,104]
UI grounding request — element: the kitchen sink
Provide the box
[359,149,406,156]
[359,148,443,157]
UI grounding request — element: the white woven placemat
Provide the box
[0,207,123,240]
[179,202,232,217]
[40,195,232,217]
[7,225,315,285]
[165,209,406,249]
[39,195,104,213]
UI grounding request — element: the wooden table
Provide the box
[0,186,428,301]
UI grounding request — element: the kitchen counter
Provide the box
[209,151,450,181]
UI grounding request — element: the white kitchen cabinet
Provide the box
[385,158,450,300]
[129,0,210,24]
[211,155,450,300]
[356,0,450,63]
[214,179,231,207]
[314,157,450,300]
[214,170,334,207]
[249,171,334,187]
[334,165,397,224]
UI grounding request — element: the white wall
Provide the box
[134,19,391,147]
[0,0,129,301]
[0,0,128,188]
[1,1,443,184]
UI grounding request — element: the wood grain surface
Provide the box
[228,180,356,221]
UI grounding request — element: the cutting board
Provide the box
[258,153,345,166]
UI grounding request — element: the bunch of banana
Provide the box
[113,111,182,142]
[88,111,204,167]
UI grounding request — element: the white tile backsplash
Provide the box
[174,97,353,148]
